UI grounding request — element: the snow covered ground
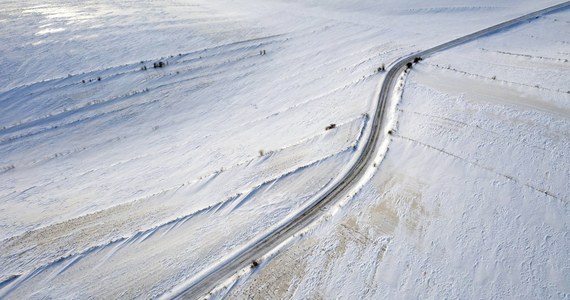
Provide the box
[0,0,568,298]
[225,6,570,300]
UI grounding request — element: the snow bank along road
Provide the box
[170,1,570,298]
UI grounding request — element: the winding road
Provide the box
[165,2,570,298]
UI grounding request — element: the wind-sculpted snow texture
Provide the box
[0,0,567,298]
[226,6,570,300]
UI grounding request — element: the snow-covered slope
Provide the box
[0,0,567,298]
[225,7,570,300]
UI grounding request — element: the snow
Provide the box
[224,5,570,300]
[1,0,568,298]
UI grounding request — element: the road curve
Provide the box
[167,2,570,299]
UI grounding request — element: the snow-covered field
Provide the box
[0,0,568,298]
[225,6,570,300]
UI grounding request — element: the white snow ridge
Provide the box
[0,0,569,299]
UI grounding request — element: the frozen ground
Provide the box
[0,0,568,298]
[225,7,570,300]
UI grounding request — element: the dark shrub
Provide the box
[251,260,259,268]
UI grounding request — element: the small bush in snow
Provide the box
[325,123,336,130]
[251,260,259,268]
